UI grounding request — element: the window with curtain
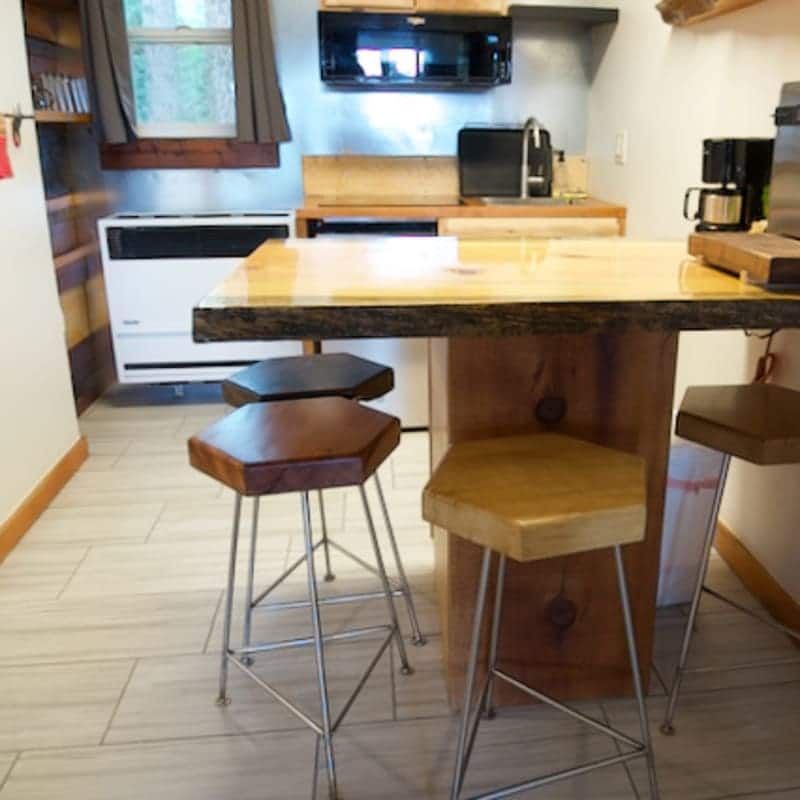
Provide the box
[123,0,236,139]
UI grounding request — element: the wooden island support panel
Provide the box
[194,237,800,703]
[430,332,677,703]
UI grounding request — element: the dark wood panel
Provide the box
[431,333,678,705]
[26,36,83,77]
[37,125,71,198]
[100,139,280,170]
[24,1,81,47]
[48,205,78,256]
[55,249,100,293]
[68,326,115,416]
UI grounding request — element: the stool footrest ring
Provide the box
[250,538,404,611]
[255,588,404,613]
[225,628,395,737]
[464,749,647,800]
[493,668,643,751]
[701,585,800,642]
[232,624,392,656]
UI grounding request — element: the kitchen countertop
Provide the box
[193,237,800,341]
[296,196,626,220]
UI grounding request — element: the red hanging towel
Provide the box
[0,119,13,180]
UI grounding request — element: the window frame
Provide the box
[126,23,237,139]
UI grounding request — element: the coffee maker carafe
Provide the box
[684,138,774,232]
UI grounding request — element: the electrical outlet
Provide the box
[615,130,628,165]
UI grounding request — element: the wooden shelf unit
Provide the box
[657,0,767,26]
[24,0,116,414]
[35,109,90,124]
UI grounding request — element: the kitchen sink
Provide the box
[477,196,587,206]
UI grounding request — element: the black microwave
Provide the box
[318,12,512,90]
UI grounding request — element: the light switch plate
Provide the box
[615,130,628,165]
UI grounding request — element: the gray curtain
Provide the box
[79,0,136,145]
[232,0,291,144]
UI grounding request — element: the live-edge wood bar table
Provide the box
[193,236,800,706]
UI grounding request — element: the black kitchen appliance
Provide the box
[684,137,774,232]
[458,123,553,198]
[318,12,512,89]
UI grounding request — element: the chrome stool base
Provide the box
[452,546,660,800]
[246,474,426,649]
[217,483,418,800]
[661,451,800,736]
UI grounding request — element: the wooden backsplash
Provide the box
[303,155,589,202]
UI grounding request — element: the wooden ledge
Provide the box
[100,139,279,170]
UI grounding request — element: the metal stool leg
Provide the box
[359,484,413,676]
[373,472,427,646]
[484,554,507,721]
[217,493,243,706]
[241,497,260,667]
[451,547,493,800]
[614,546,660,800]
[662,453,731,736]
[302,492,338,800]
[318,490,336,583]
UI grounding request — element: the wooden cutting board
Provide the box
[689,232,800,288]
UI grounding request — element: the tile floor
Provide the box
[1,385,799,799]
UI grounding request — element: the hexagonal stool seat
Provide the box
[677,383,800,466]
[222,353,394,407]
[661,384,800,739]
[220,352,425,651]
[189,397,416,800]
[423,434,647,562]
[190,397,400,495]
[423,433,660,800]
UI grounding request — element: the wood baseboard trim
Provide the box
[0,436,88,563]
[715,521,800,637]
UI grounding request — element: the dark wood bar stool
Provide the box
[423,434,660,800]
[189,397,414,800]
[222,353,425,647]
[661,384,800,736]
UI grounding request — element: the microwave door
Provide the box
[318,12,512,89]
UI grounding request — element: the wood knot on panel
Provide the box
[535,396,567,426]
[546,594,578,631]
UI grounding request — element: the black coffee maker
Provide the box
[684,138,774,232]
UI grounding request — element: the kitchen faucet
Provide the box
[521,117,546,198]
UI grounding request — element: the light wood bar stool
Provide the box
[189,397,415,800]
[661,384,800,736]
[423,433,660,800]
[222,353,425,646]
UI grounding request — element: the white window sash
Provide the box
[127,27,232,46]
[135,122,237,139]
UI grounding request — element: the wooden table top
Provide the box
[193,237,800,341]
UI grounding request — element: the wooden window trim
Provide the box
[100,139,280,170]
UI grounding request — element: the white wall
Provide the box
[586,0,800,599]
[0,0,81,526]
